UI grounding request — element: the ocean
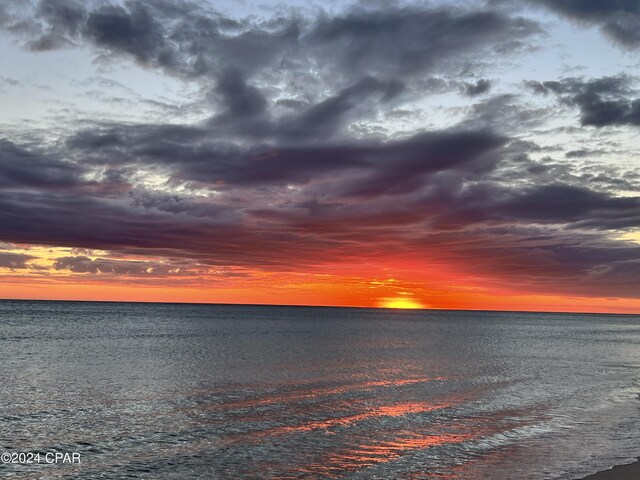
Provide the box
[0,300,638,479]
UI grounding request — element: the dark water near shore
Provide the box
[0,300,639,479]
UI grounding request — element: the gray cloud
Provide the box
[63,124,506,189]
[531,0,640,47]
[0,252,35,269]
[4,1,541,85]
[527,76,640,127]
[0,139,83,189]
[565,149,606,158]
[1,126,639,296]
[52,255,200,276]
[340,130,506,198]
[463,79,493,96]
[212,69,268,119]
[494,184,640,229]
[280,77,405,140]
[304,6,540,78]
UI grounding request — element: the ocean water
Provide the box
[0,301,638,479]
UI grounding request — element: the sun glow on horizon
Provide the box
[1,243,640,314]
[379,297,425,309]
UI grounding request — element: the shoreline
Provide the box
[579,460,640,479]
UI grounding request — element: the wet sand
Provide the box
[580,460,640,480]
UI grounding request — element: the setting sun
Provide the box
[379,297,425,309]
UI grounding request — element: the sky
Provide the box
[0,0,639,313]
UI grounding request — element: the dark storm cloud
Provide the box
[304,7,540,78]
[0,139,82,188]
[527,76,640,127]
[16,0,293,75]
[29,0,84,50]
[410,227,640,297]
[204,75,407,142]
[0,252,35,269]
[252,185,640,297]
[0,186,242,263]
[83,3,165,62]
[406,177,640,233]
[341,130,506,198]
[281,77,404,140]
[495,184,640,229]
[1,1,544,151]
[68,75,405,153]
[213,69,268,118]
[531,0,640,47]
[511,156,640,194]
[1,134,639,296]
[67,125,366,185]
[428,225,632,299]
[4,0,541,84]
[0,184,350,271]
[63,124,505,188]
[130,190,233,218]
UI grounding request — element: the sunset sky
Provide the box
[0,0,639,313]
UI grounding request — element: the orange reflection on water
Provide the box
[204,377,444,412]
[276,404,548,478]
[251,401,450,439]
[294,432,472,478]
[331,433,471,465]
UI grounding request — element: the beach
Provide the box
[581,460,640,480]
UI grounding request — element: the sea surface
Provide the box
[0,301,639,479]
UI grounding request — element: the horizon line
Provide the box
[1,297,638,316]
